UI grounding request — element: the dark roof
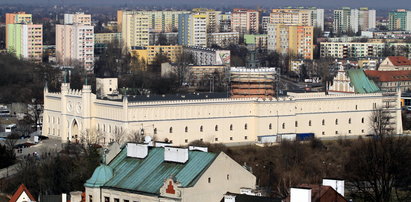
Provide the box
[388,56,411,66]
[221,193,282,202]
[124,92,229,102]
[365,70,411,82]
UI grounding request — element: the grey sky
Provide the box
[0,0,409,9]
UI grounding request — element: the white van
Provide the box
[5,124,16,133]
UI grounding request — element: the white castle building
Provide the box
[42,78,403,145]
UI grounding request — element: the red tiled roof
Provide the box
[365,70,411,82]
[9,184,35,202]
[388,56,411,66]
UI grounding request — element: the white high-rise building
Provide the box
[334,7,376,34]
[121,12,149,48]
[56,24,94,70]
[359,8,376,31]
[178,13,207,47]
[64,12,92,26]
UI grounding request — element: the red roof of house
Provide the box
[365,70,411,82]
[297,184,347,202]
[387,56,411,66]
[9,184,35,202]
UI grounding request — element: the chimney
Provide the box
[290,188,311,202]
[164,147,189,163]
[61,193,67,202]
[224,194,236,202]
[127,143,148,158]
[323,179,345,196]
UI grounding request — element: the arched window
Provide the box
[309,120,312,126]
[322,119,325,126]
[230,124,233,131]
[335,119,338,125]
[200,126,203,132]
[215,125,218,131]
[185,126,188,133]
[348,118,351,124]
[269,123,272,130]
[282,123,285,129]
[244,124,248,130]
[362,117,365,123]
[169,127,173,133]
[154,128,157,134]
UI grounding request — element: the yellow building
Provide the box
[121,13,149,49]
[118,10,190,33]
[130,45,183,65]
[94,33,121,44]
[267,24,314,60]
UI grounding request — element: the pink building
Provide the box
[56,24,94,70]
[231,9,260,34]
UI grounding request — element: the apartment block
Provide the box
[244,34,268,50]
[219,12,232,32]
[149,32,178,45]
[231,9,259,34]
[117,10,190,33]
[207,32,239,48]
[388,9,411,31]
[64,12,92,25]
[6,23,43,62]
[359,8,376,31]
[130,45,183,65]
[192,8,221,33]
[184,46,231,66]
[94,33,121,44]
[269,8,324,31]
[56,24,94,70]
[320,42,385,58]
[334,7,376,34]
[178,14,207,47]
[267,24,314,60]
[121,12,149,48]
[261,16,270,33]
[5,12,32,48]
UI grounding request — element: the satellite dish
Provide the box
[144,136,152,143]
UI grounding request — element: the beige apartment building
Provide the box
[42,79,402,145]
[320,42,385,58]
[64,12,92,25]
[121,12,149,49]
[267,24,314,59]
[192,8,222,33]
[6,23,43,62]
[231,8,259,34]
[270,8,324,31]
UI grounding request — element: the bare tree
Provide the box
[173,51,194,86]
[127,130,144,143]
[113,128,127,145]
[369,107,394,137]
[79,129,104,146]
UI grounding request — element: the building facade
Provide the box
[121,12,149,49]
[359,8,376,31]
[130,45,183,65]
[6,23,43,62]
[231,9,259,34]
[270,8,324,31]
[56,24,94,70]
[184,46,231,66]
[388,9,411,31]
[42,81,403,145]
[320,42,385,58]
[178,14,207,47]
[5,12,32,46]
[207,32,240,48]
[64,12,92,25]
[94,33,121,44]
[267,24,314,60]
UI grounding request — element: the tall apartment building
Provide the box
[64,12,92,26]
[231,9,259,34]
[388,9,411,31]
[178,14,207,47]
[219,12,232,32]
[121,12,149,48]
[192,8,221,33]
[5,12,32,49]
[6,23,43,62]
[261,16,270,33]
[207,32,239,48]
[117,10,190,33]
[267,24,314,60]
[56,24,94,70]
[269,8,324,31]
[359,8,376,31]
[334,7,376,34]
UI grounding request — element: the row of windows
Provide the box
[170,124,249,133]
[279,118,366,129]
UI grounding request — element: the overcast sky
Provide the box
[0,0,409,9]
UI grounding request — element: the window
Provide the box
[244,136,248,140]
[349,130,351,134]
[309,120,312,126]
[282,123,285,129]
[200,126,203,132]
[208,177,211,183]
[295,121,298,127]
[114,199,119,202]
[269,123,272,130]
[348,118,351,124]
[355,105,358,110]
[185,139,188,143]
[322,119,325,125]
[89,195,92,202]
[215,138,218,141]
[154,128,157,135]
[215,125,218,131]
[227,174,230,180]
[335,131,338,134]
[230,124,233,131]
[244,124,248,130]
[124,200,129,202]
[361,117,365,123]
[362,129,365,133]
[104,197,109,202]
[169,127,173,133]
[335,119,338,125]
[185,126,188,133]
[230,137,233,140]
[322,131,325,135]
